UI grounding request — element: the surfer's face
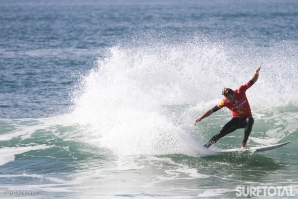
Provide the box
[225,94,235,103]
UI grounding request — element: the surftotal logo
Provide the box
[236,186,295,197]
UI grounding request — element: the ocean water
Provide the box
[0,0,298,198]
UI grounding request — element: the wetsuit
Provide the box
[204,80,255,148]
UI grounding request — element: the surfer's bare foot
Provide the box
[242,142,247,149]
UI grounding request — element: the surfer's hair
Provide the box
[222,88,234,96]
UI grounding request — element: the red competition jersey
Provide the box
[215,81,254,118]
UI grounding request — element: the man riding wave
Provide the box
[194,66,261,149]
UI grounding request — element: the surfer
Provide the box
[194,66,261,149]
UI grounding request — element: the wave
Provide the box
[67,36,298,156]
[1,36,297,158]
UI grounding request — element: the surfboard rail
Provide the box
[213,141,290,154]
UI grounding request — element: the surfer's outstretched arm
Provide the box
[194,109,213,125]
[251,66,261,83]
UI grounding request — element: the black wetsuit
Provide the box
[204,116,254,148]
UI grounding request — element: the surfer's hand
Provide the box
[194,118,201,125]
[194,110,213,125]
[256,65,261,74]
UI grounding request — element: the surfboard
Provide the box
[214,141,290,154]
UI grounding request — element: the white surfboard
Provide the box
[214,142,290,154]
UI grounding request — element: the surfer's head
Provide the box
[222,88,235,103]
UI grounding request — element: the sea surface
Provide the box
[0,0,298,198]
